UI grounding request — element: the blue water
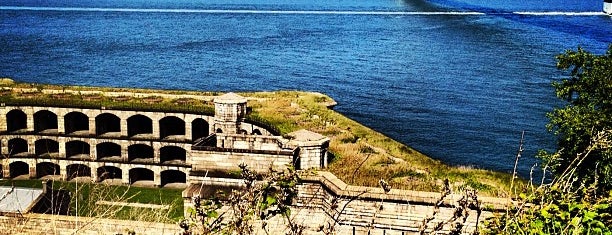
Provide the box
[1,0,610,178]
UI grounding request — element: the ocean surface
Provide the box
[1,0,610,178]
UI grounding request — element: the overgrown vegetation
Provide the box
[0,179,183,222]
[482,45,612,234]
[181,164,302,235]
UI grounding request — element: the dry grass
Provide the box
[245,91,524,197]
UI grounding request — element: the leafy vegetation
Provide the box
[540,45,612,191]
[482,45,612,234]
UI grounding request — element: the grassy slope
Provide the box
[1,79,525,197]
[246,91,524,196]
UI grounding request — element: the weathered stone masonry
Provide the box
[0,93,330,187]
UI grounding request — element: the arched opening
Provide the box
[34,110,58,133]
[96,142,121,161]
[252,129,262,135]
[160,146,186,164]
[8,138,28,156]
[97,166,122,182]
[66,164,91,181]
[160,170,187,187]
[6,109,27,132]
[95,113,120,136]
[64,112,89,134]
[129,168,154,185]
[34,139,59,157]
[191,118,209,141]
[36,162,60,178]
[160,116,185,140]
[9,161,29,178]
[216,128,223,133]
[127,115,152,138]
[128,144,154,162]
[66,141,90,159]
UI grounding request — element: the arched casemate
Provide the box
[8,138,28,156]
[160,170,186,187]
[36,162,60,178]
[129,168,154,185]
[34,110,58,133]
[34,139,59,157]
[95,113,120,136]
[6,109,27,132]
[159,146,186,164]
[66,140,90,159]
[128,144,154,162]
[66,164,91,180]
[64,112,89,134]
[191,118,209,141]
[97,166,122,182]
[96,142,121,161]
[127,114,152,138]
[159,116,185,140]
[9,161,29,178]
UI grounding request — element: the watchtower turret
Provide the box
[213,93,247,135]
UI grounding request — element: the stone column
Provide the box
[1,138,8,155]
[120,118,128,137]
[153,166,161,187]
[122,165,130,184]
[26,109,34,132]
[89,117,96,136]
[59,162,68,180]
[57,113,65,134]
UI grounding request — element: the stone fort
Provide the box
[0,91,503,234]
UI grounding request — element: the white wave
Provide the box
[513,11,606,16]
[0,6,485,15]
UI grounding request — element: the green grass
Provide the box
[0,179,184,222]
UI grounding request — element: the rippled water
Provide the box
[1,0,610,177]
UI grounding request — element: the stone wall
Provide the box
[183,172,510,234]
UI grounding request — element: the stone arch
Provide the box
[34,139,59,157]
[191,118,209,141]
[252,129,262,135]
[96,142,121,160]
[9,161,29,178]
[66,164,91,180]
[97,166,122,181]
[159,116,185,139]
[34,110,58,133]
[127,114,152,137]
[129,168,154,185]
[160,170,186,187]
[6,109,27,132]
[160,146,186,164]
[36,162,60,178]
[64,111,89,134]
[95,113,120,136]
[8,138,28,156]
[66,140,90,159]
[128,144,154,162]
